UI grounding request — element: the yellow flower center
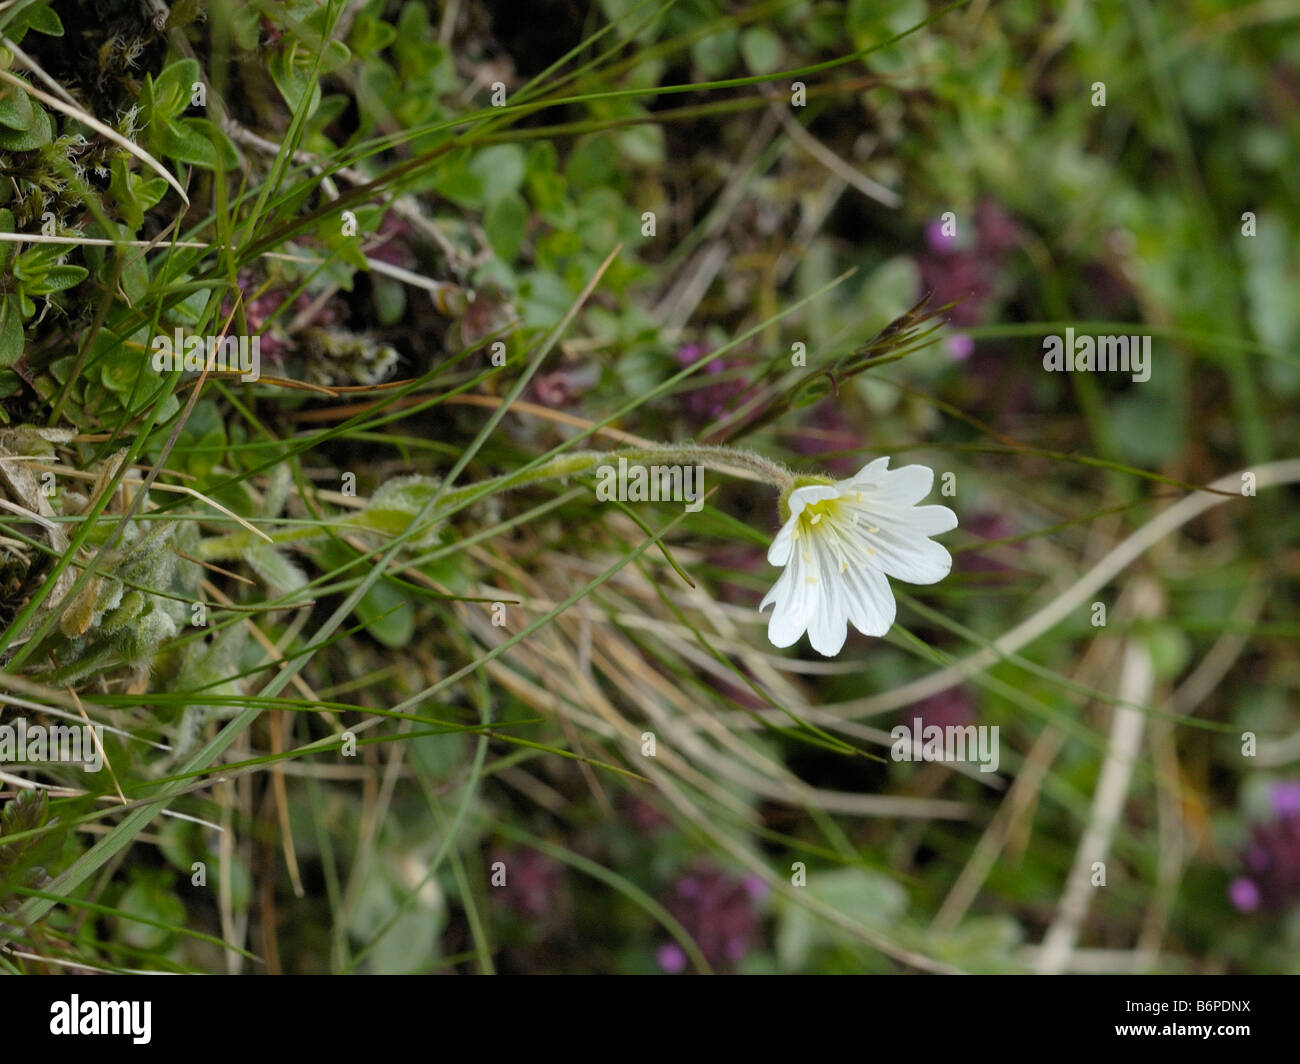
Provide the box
[793,494,880,570]
[797,497,843,533]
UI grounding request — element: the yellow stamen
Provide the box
[798,497,843,532]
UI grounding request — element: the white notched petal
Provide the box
[859,524,953,585]
[787,484,842,512]
[846,456,891,489]
[760,456,957,656]
[804,536,848,656]
[891,502,959,537]
[788,483,844,507]
[852,461,933,508]
[761,561,807,647]
[766,514,798,566]
[842,563,896,637]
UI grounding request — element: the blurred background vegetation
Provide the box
[0,0,1298,973]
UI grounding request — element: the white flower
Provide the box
[760,457,958,656]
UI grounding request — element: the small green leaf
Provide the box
[373,277,406,327]
[0,104,52,150]
[776,866,908,970]
[0,296,24,366]
[22,4,64,36]
[565,133,618,193]
[354,475,445,548]
[0,84,35,131]
[468,144,526,206]
[320,39,351,74]
[116,879,186,952]
[31,264,87,294]
[615,122,664,167]
[0,209,15,273]
[159,117,239,170]
[175,399,227,480]
[484,196,528,261]
[349,12,397,56]
[577,188,623,254]
[270,44,323,118]
[690,28,738,78]
[153,59,202,117]
[740,26,784,73]
[434,159,484,209]
[246,544,309,596]
[353,578,415,649]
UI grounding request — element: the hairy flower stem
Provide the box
[197,444,795,561]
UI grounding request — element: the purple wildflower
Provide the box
[675,343,751,426]
[902,687,974,734]
[925,218,958,253]
[917,200,1020,330]
[957,512,1026,582]
[1229,877,1261,913]
[490,848,564,919]
[789,404,861,477]
[660,865,764,972]
[657,943,688,974]
[946,333,975,360]
[369,215,415,269]
[1230,784,1300,913]
[1271,782,1300,818]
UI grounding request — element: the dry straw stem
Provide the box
[930,590,1135,934]
[20,460,272,544]
[461,603,962,973]
[764,89,902,208]
[1035,578,1162,975]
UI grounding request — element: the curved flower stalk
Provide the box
[760,457,958,657]
[196,444,796,561]
[193,445,954,660]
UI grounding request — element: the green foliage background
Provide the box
[0,0,1296,974]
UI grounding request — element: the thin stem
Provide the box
[197,444,795,561]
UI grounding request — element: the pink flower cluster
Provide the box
[1230,782,1300,913]
[657,865,767,973]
